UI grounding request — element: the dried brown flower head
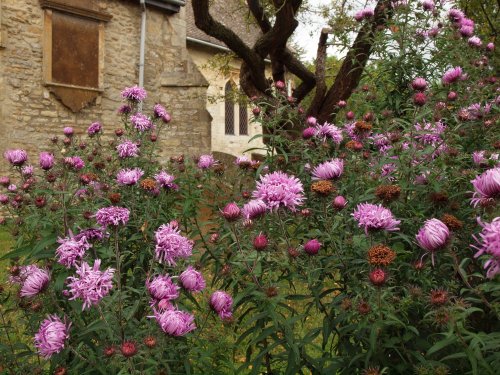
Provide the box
[108,193,121,204]
[430,191,448,204]
[140,178,157,192]
[355,120,373,133]
[375,185,401,202]
[362,366,381,375]
[368,244,396,266]
[357,300,371,315]
[440,213,463,230]
[340,298,352,311]
[430,289,448,306]
[311,180,335,196]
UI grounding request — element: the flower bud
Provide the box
[333,195,347,210]
[253,233,268,251]
[304,239,321,255]
[447,91,457,101]
[369,268,387,286]
[221,202,240,221]
[121,341,137,357]
[413,92,427,106]
[346,111,355,120]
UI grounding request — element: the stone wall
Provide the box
[0,0,211,174]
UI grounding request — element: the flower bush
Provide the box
[0,1,499,374]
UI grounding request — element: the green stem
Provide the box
[114,226,124,340]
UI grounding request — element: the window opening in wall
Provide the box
[239,100,248,135]
[224,81,235,135]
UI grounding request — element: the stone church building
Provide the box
[0,0,264,174]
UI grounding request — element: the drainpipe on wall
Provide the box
[139,0,147,103]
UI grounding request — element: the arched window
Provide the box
[239,100,248,135]
[224,81,234,135]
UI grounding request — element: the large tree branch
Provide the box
[308,28,330,117]
[191,0,269,95]
[315,0,393,122]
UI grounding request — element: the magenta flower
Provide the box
[472,217,500,278]
[253,171,305,212]
[147,274,180,301]
[74,227,106,242]
[333,195,347,210]
[63,156,85,170]
[472,151,487,166]
[0,194,8,204]
[39,152,54,170]
[197,154,217,170]
[414,121,446,146]
[21,165,33,177]
[416,219,450,265]
[306,116,317,126]
[63,127,74,136]
[460,25,474,37]
[154,170,176,189]
[154,222,193,266]
[312,159,344,180]
[4,149,28,166]
[470,167,500,207]
[235,155,251,167]
[95,206,130,227]
[117,168,144,186]
[442,67,464,85]
[210,291,233,320]
[130,113,153,132]
[422,0,434,11]
[0,176,10,186]
[412,77,427,91]
[56,235,91,268]
[221,202,241,221]
[315,123,343,144]
[121,85,147,102]
[468,36,482,47]
[34,315,71,358]
[302,127,316,139]
[242,199,267,219]
[179,266,205,292]
[153,104,171,123]
[66,259,115,310]
[352,203,401,235]
[487,42,495,51]
[116,140,139,158]
[20,266,50,297]
[150,308,196,336]
[448,8,465,23]
[87,122,102,136]
[304,239,321,255]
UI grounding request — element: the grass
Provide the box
[0,227,13,280]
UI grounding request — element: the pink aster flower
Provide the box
[422,0,434,11]
[448,9,465,23]
[352,203,401,235]
[302,127,317,139]
[416,219,450,265]
[4,149,28,166]
[117,168,144,185]
[21,165,33,177]
[39,152,54,170]
[252,171,305,212]
[153,104,171,123]
[487,42,495,51]
[147,274,180,301]
[149,308,196,336]
[94,206,130,227]
[460,25,474,37]
[470,167,500,207]
[472,217,500,278]
[412,77,427,91]
[154,222,193,266]
[473,151,487,166]
[116,140,139,158]
[210,290,233,320]
[414,121,446,145]
[312,159,344,180]
[315,122,343,144]
[66,259,115,310]
[235,155,251,168]
[20,265,50,297]
[87,122,102,136]
[63,156,85,170]
[130,113,153,132]
[468,36,482,47]
[34,315,71,358]
[197,154,217,170]
[56,235,91,268]
[74,227,106,242]
[121,85,147,102]
[63,127,74,136]
[442,67,464,85]
[179,266,205,292]
[154,170,176,189]
[242,199,267,219]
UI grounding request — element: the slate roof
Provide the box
[185,0,262,49]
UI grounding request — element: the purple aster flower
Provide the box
[252,171,305,212]
[235,155,252,168]
[4,149,28,166]
[34,315,71,358]
[304,239,321,255]
[412,77,427,91]
[116,140,139,158]
[39,152,54,170]
[210,291,233,320]
[66,259,115,310]
[448,8,465,23]
[118,104,132,114]
[74,227,106,242]
[354,10,364,22]
[315,122,343,144]
[470,167,500,207]
[352,203,401,235]
[0,176,10,186]
[487,42,495,51]
[414,121,446,145]
[179,266,205,292]
[442,67,464,85]
[147,274,180,301]
[64,156,85,170]
[154,222,193,266]
[312,159,344,180]
[20,265,50,297]
[306,117,317,126]
[460,25,474,37]
[149,308,196,336]
[121,85,147,102]
[302,127,317,139]
[197,154,217,170]
[242,199,267,219]
[422,0,434,11]
[94,206,130,227]
[0,194,8,204]
[116,168,144,186]
[7,184,16,192]
[221,202,241,221]
[56,235,91,268]
[416,219,450,265]
[21,165,34,177]
[473,151,487,166]
[153,104,171,123]
[472,217,500,278]
[154,170,176,189]
[468,36,482,47]
[63,127,74,136]
[362,8,374,17]
[87,122,102,136]
[381,163,397,179]
[130,113,153,132]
